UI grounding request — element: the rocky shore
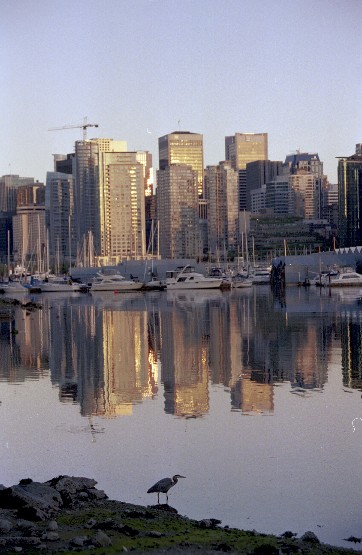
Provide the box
[0,476,359,554]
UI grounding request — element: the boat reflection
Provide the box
[1,287,362,417]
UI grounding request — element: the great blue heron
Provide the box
[147,474,186,504]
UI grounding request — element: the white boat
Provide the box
[25,276,88,293]
[0,280,29,296]
[207,266,232,289]
[90,272,144,292]
[166,265,223,290]
[320,269,362,287]
[250,268,271,284]
[143,276,166,291]
[308,269,339,286]
[231,274,253,288]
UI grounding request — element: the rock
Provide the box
[300,531,320,543]
[96,518,118,530]
[119,524,139,537]
[45,475,100,507]
[70,535,88,547]
[92,530,112,547]
[88,488,107,500]
[281,530,297,538]
[14,537,42,547]
[199,518,222,528]
[46,475,97,494]
[0,481,63,520]
[0,519,13,533]
[147,530,163,538]
[16,519,35,530]
[17,505,51,521]
[47,520,58,531]
[44,531,60,541]
[85,518,97,528]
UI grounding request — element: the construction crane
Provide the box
[48,117,99,141]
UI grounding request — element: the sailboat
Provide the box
[143,221,166,291]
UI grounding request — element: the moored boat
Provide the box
[90,272,144,292]
[320,269,362,287]
[24,275,89,293]
[166,265,223,290]
[250,268,271,284]
[231,273,253,288]
[143,276,166,291]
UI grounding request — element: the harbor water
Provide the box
[0,285,361,549]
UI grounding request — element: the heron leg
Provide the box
[166,492,168,503]
[157,493,160,504]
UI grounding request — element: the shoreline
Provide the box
[0,476,360,554]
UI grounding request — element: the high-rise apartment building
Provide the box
[225,133,268,210]
[283,152,323,219]
[289,172,320,219]
[205,161,238,254]
[46,170,75,265]
[156,165,200,258]
[0,175,35,262]
[12,183,46,266]
[338,152,362,247]
[74,139,147,262]
[158,131,204,196]
[98,151,146,261]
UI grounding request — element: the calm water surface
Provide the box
[0,286,362,549]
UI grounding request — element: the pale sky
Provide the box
[1,0,361,184]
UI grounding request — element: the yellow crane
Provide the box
[48,117,99,141]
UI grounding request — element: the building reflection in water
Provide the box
[0,303,49,383]
[340,308,362,390]
[1,288,362,417]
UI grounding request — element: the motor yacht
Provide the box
[90,272,144,292]
[166,265,223,290]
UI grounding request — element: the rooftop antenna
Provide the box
[178,119,181,130]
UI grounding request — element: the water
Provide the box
[0,286,362,549]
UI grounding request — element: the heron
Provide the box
[147,474,186,504]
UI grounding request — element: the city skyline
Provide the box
[2,0,361,184]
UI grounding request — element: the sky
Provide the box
[1,0,361,184]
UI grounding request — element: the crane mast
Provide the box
[48,117,99,140]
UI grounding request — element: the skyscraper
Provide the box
[98,151,146,261]
[46,169,75,265]
[338,152,362,247]
[225,133,268,210]
[284,152,324,219]
[246,160,283,211]
[12,183,46,267]
[156,165,200,258]
[205,161,238,255]
[0,174,35,262]
[158,131,204,196]
[73,139,147,262]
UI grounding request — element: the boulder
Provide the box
[300,531,320,543]
[0,480,63,520]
